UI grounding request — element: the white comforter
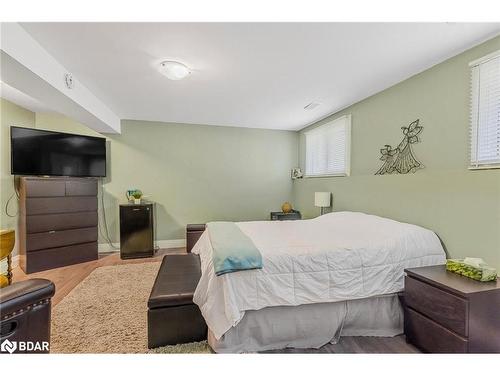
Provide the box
[192,211,446,339]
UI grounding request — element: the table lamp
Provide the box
[314,192,331,215]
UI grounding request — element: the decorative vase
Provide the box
[281,202,293,213]
[134,198,141,204]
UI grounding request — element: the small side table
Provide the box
[404,265,500,353]
[270,210,302,221]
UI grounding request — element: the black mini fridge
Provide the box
[119,202,154,259]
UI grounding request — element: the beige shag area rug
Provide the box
[51,262,212,354]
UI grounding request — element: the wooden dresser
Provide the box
[19,177,98,273]
[404,265,500,353]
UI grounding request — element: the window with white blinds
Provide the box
[305,114,351,177]
[470,50,500,168]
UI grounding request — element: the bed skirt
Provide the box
[208,293,403,353]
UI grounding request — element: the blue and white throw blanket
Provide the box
[207,222,262,276]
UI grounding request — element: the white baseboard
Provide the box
[97,242,120,253]
[157,239,186,249]
[98,239,186,253]
[8,241,186,266]
[11,255,19,268]
[8,240,186,268]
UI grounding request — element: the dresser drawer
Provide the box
[405,276,468,336]
[24,242,98,273]
[26,227,98,251]
[25,179,66,197]
[65,179,97,196]
[26,196,97,215]
[26,211,98,233]
[405,307,468,353]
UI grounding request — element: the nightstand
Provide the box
[270,210,302,221]
[404,265,500,353]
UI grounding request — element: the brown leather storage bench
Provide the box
[186,224,206,253]
[1,279,55,353]
[147,254,207,348]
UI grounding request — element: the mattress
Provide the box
[193,211,446,339]
[209,294,404,353]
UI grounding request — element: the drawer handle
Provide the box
[132,208,141,211]
[49,230,56,234]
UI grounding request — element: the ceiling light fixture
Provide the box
[159,61,191,80]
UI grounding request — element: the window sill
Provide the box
[468,164,500,171]
[304,173,349,178]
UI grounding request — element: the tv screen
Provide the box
[11,126,106,177]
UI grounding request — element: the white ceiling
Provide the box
[19,23,500,131]
[1,81,53,113]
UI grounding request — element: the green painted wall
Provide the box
[2,35,500,270]
[100,119,297,243]
[0,104,298,253]
[293,35,500,270]
[0,99,35,254]
[1,109,297,254]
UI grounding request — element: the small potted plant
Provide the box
[132,191,143,204]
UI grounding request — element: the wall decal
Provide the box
[375,119,424,175]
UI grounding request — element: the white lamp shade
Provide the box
[314,192,331,208]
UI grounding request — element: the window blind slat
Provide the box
[305,115,351,176]
[470,52,500,167]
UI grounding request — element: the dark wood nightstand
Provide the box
[404,265,500,353]
[270,210,302,221]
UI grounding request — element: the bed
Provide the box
[192,211,446,352]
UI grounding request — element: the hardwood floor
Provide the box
[11,248,419,353]
[12,248,184,306]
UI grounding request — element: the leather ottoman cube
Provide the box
[186,224,206,253]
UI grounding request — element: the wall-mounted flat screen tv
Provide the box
[11,126,106,177]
